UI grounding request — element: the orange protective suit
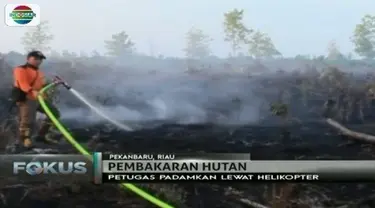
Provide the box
[13,64,60,148]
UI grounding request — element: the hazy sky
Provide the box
[1,0,374,57]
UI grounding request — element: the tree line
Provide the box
[20,9,375,60]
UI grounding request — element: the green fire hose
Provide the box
[37,83,174,208]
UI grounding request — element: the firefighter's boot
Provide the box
[19,128,33,148]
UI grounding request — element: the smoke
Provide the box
[56,69,265,127]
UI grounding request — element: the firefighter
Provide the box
[12,51,60,148]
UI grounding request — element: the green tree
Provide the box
[352,15,375,59]
[91,50,101,57]
[104,31,135,57]
[21,21,54,53]
[326,40,344,60]
[79,51,88,57]
[295,54,311,60]
[49,50,61,59]
[61,50,77,59]
[347,52,353,60]
[248,31,280,58]
[223,9,252,56]
[184,27,212,59]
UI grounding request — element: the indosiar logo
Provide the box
[5,4,41,27]
[13,162,87,175]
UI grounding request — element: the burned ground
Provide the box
[2,56,375,207]
[1,122,375,208]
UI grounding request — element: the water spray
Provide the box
[38,83,172,208]
[53,76,133,131]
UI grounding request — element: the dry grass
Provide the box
[0,179,151,207]
[0,118,16,152]
[268,183,296,208]
[137,183,187,207]
[223,184,297,208]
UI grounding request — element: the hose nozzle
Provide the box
[53,76,71,90]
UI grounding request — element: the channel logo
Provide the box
[4,4,40,27]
